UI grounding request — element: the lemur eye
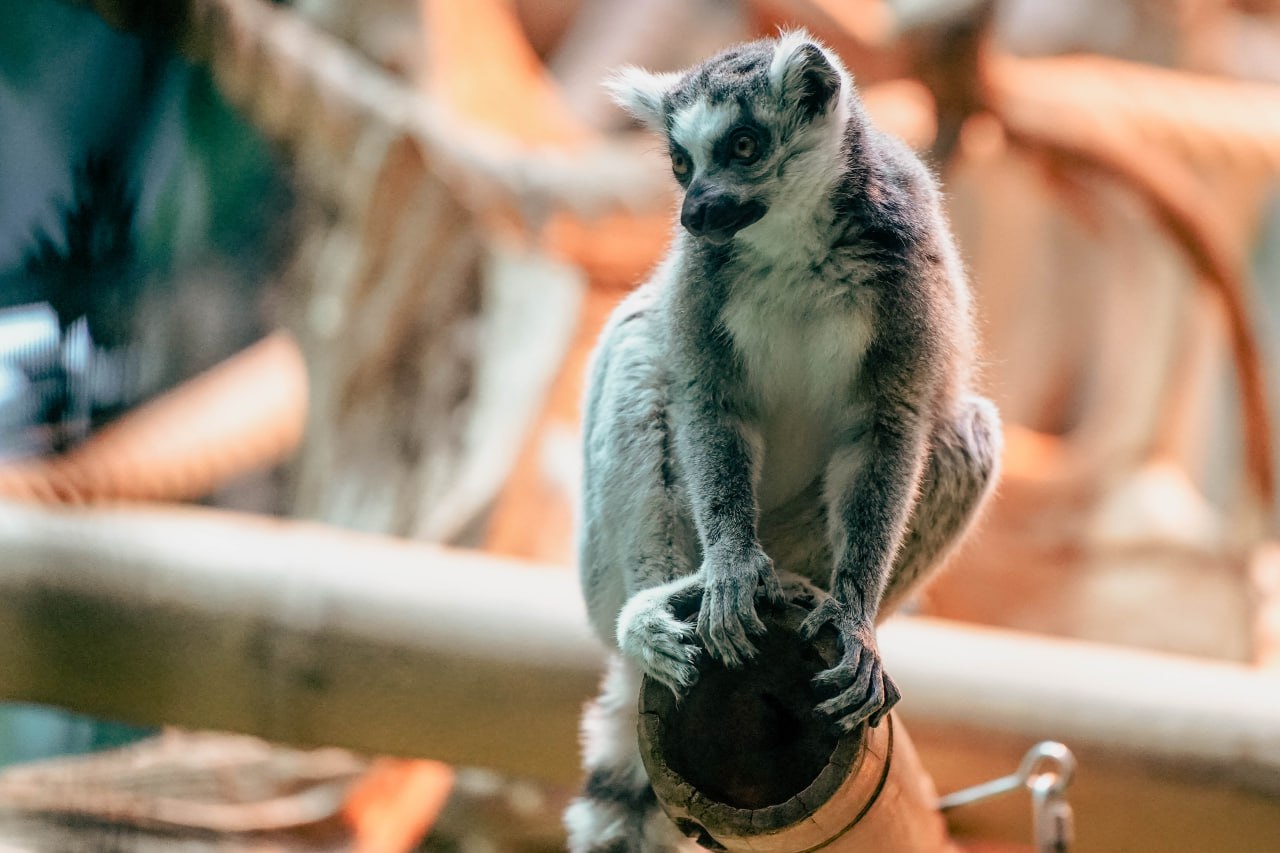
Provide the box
[671,150,691,177]
[731,131,758,162]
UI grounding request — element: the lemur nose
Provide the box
[681,186,743,237]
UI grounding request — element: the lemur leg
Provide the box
[578,296,703,687]
[565,657,693,853]
[879,394,1002,617]
[572,296,704,850]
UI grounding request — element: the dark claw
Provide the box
[803,599,899,730]
[814,646,860,692]
[869,675,901,728]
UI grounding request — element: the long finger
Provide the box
[868,674,901,728]
[759,572,786,606]
[799,599,840,641]
[738,588,768,637]
[722,606,759,662]
[701,601,747,667]
[814,647,861,691]
[840,674,885,732]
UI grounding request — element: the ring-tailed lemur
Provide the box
[566,31,1001,851]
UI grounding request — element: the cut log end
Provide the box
[661,627,843,812]
[638,598,952,852]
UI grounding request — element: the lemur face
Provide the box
[608,31,849,244]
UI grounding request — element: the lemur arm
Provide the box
[826,163,948,627]
[825,396,931,624]
[673,389,759,553]
[801,198,947,729]
[797,332,933,731]
[671,302,784,668]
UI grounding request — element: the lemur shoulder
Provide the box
[567,31,1001,853]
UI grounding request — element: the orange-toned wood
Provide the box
[746,0,913,86]
[419,0,590,147]
[1254,544,1280,668]
[343,759,454,853]
[798,0,895,47]
[0,331,306,504]
[483,206,671,561]
[542,209,672,293]
[482,281,624,562]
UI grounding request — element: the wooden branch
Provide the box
[0,731,365,834]
[1,502,1278,792]
[985,52,1280,509]
[418,0,590,146]
[880,617,1280,791]
[79,0,670,225]
[0,500,604,784]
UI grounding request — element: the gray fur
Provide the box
[569,32,1001,851]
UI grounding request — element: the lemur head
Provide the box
[607,31,854,245]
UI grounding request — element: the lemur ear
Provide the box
[605,67,680,131]
[769,32,843,120]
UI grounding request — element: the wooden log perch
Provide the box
[639,594,954,852]
[0,499,605,784]
[1,501,1278,797]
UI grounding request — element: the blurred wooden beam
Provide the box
[1,501,1278,794]
[0,501,604,784]
[986,53,1280,510]
[881,616,1280,792]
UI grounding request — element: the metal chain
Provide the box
[938,741,1076,853]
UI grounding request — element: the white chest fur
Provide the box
[721,263,876,510]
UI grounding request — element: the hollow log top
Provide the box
[638,599,890,841]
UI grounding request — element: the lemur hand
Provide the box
[696,543,785,667]
[617,582,702,695]
[800,598,900,732]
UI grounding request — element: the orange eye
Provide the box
[671,150,690,177]
[731,132,757,161]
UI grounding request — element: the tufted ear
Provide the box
[604,66,680,131]
[768,31,844,120]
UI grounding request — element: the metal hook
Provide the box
[938,741,1075,811]
[1017,741,1075,797]
[938,741,1078,853]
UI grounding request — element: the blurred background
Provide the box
[1,0,1279,850]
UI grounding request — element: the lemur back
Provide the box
[567,31,1001,853]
